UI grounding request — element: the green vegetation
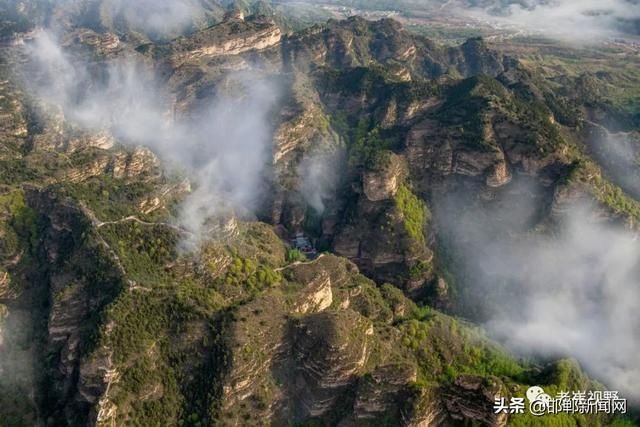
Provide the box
[0,189,39,258]
[1,11,638,426]
[93,222,225,425]
[593,177,640,222]
[434,76,504,151]
[512,40,640,128]
[373,281,530,390]
[286,248,307,263]
[91,266,216,422]
[435,74,564,154]
[219,255,281,292]
[349,117,396,168]
[394,184,428,244]
[100,221,178,285]
[510,87,564,154]
[0,159,39,185]
[228,222,287,267]
[60,176,162,222]
[0,190,25,257]
[458,342,526,381]
[73,203,283,425]
[399,315,527,384]
[409,260,432,280]
[565,158,640,222]
[508,359,611,427]
[322,66,439,169]
[611,419,639,427]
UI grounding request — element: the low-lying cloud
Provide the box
[25,30,281,245]
[295,0,639,39]
[103,0,205,38]
[300,144,344,215]
[42,0,215,40]
[461,0,640,40]
[485,209,640,400]
[435,179,640,401]
[592,129,640,199]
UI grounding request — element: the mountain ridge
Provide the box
[0,6,638,426]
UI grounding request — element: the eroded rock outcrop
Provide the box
[363,153,406,202]
[0,7,626,427]
[221,292,289,422]
[0,74,28,154]
[293,271,333,314]
[24,189,126,424]
[441,375,508,427]
[292,309,373,419]
[111,146,161,179]
[401,376,508,427]
[348,363,417,422]
[170,15,281,66]
[333,196,433,290]
[64,29,121,56]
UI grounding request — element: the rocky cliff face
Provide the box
[4,0,227,41]
[282,17,507,80]
[291,309,373,419]
[0,5,635,426]
[169,15,282,67]
[362,153,406,202]
[210,254,531,427]
[2,188,126,425]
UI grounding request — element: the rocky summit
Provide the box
[0,1,639,426]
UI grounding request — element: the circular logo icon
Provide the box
[527,386,552,416]
[526,386,545,402]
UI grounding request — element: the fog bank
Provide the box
[25,30,281,244]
